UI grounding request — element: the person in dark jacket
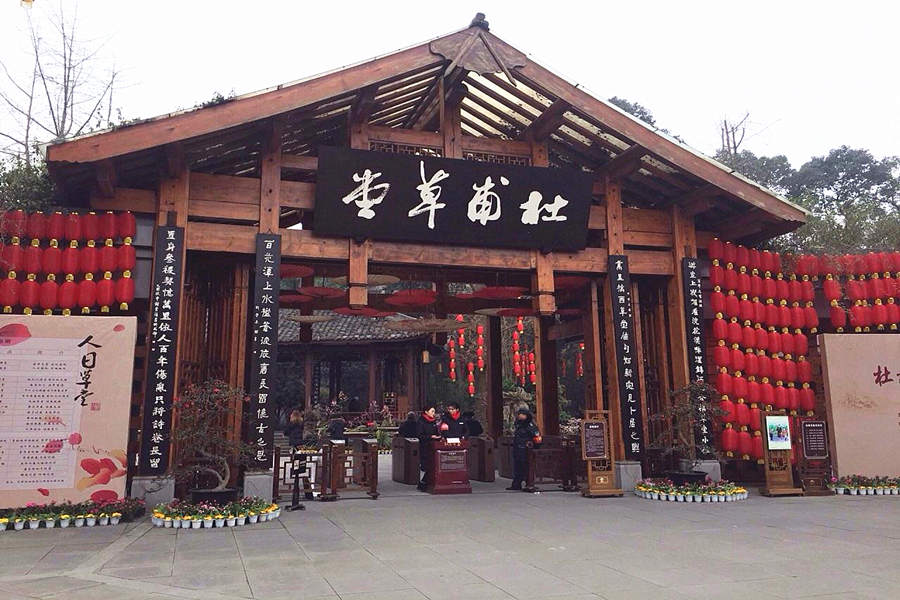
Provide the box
[416,405,440,490]
[325,417,346,441]
[508,408,541,491]
[461,411,483,437]
[397,411,418,437]
[439,401,467,438]
[284,409,304,448]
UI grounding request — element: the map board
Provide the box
[0,315,136,508]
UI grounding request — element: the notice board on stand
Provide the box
[0,315,136,508]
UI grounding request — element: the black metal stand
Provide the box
[286,450,306,511]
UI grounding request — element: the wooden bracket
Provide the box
[595,145,647,180]
[95,159,117,198]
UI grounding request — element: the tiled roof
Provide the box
[278,309,427,344]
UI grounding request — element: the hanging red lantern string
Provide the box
[455,313,465,348]
[0,272,19,313]
[80,240,99,275]
[476,323,485,371]
[39,274,58,315]
[527,351,536,385]
[116,270,135,310]
[42,239,61,276]
[24,238,42,276]
[26,211,46,242]
[62,240,80,277]
[78,272,96,314]
[447,339,456,382]
[20,273,38,315]
[99,211,116,241]
[576,342,584,378]
[58,274,77,316]
[466,361,475,396]
[1,236,23,275]
[97,271,115,313]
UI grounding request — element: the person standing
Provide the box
[439,401,468,439]
[508,408,541,491]
[416,405,440,491]
[461,410,483,437]
[284,409,305,448]
[397,411,418,437]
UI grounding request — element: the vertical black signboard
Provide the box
[682,257,713,458]
[139,226,184,475]
[608,255,644,461]
[247,234,281,468]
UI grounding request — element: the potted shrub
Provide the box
[167,380,256,505]
[74,514,85,527]
[226,513,236,527]
[110,512,121,526]
[0,516,8,532]
[14,516,25,531]
[43,513,57,528]
[214,513,225,528]
[648,382,725,485]
[84,512,96,527]
[236,512,247,526]
[28,513,41,529]
[98,512,109,526]
[58,513,71,528]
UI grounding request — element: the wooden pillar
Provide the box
[602,176,626,460]
[486,316,504,439]
[348,240,369,308]
[582,281,604,412]
[303,352,312,411]
[259,119,282,233]
[533,317,559,436]
[402,348,415,416]
[367,348,378,411]
[441,85,463,159]
[667,204,698,391]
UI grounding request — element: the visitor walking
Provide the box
[508,408,541,491]
[284,409,305,448]
[416,405,440,491]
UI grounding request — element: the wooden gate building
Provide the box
[44,16,806,491]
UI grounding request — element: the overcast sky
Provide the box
[1,0,897,167]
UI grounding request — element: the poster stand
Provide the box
[581,410,623,497]
[797,419,833,496]
[759,410,804,497]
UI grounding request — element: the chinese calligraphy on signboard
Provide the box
[607,255,645,461]
[139,226,184,476]
[682,257,713,458]
[247,234,281,467]
[314,147,593,251]
[0,315,135,508]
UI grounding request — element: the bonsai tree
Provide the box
[168,379,256,491]
[648,381,724,472]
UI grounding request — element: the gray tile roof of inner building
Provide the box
[278,309,428,344]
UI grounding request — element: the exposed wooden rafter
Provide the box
[519,99,570,142]
[594,144,647,179]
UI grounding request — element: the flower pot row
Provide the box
[635,490,749,502]
[0,513,121,532]
[634,479,748,504]
[151,508,281,529]
[834,486,900,496]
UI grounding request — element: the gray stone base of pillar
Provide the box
[614,460,643,493]
[130,475,174,506]
[693,460,722,482]
[243,470,275,501]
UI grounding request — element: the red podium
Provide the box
[426,438,472,494]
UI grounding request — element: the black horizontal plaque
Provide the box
[801,420,829,460]
[314,146,593,251]
[582,420,608,460]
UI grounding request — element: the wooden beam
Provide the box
[157,148,189,228]
[349,85,379,124]
[259,119,282,232]
[281,154,318,171]
[90,187,156,213]
[348,240,369,308]
[95,159,117,198]
[368,125,442,148]
[548,317,583,341]
[519,99,570,142]
[532,251,556,315]
[595,145,647,180]
[47,44,444,163]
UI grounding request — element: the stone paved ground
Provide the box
[2,462,900,600]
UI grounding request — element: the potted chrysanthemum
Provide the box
[0,516,8,532]
[110,512,121,526]
[84,512,97,527]
[59,513,71,528]
[226,513,236,527]
[13,516,25,530]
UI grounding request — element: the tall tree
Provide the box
[778,147,899,253]
[608,96,656,127]
[714,149,795,196]
[0,2,119,165]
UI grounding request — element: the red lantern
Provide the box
[803,305,818,331]
[735,400,750,429]
[790,305,805,330]
[115,271,135,310]
[744,352,759,378]
[801,279,815,304]
[738,430,752,459]
[62,241,80,275]
[23,239,42,275]
[778,303,792,329]
[725,294,740,319]
[713,341,730,369]
[64,213,82,243]
[748,404,762,431]
[723,242,737,267]
[41,240,62,275]
[767,330,782,356]
[741,325,755,350]
[47,212,64,242]
[712,318,727,341]
[26,211,46,241]
[20,274,39,314]
[727,320,742,346]
[764,301,779,327]
[716,370,733,396]
[849,303,865,331]
[81,211,99,242]
[39,274,58,315]
[781,331,795,357]
[774,385,788,410]
[58,274,77,316]
[720,426,737,457]
[78,273,97,314]
[771,356,786,383]
[709,238,724,262]
[724,268,738,293]
[733,375,748,402]
[760,379,775,408]
[787,385,799,414]
[710,264,725,289]
[97,272,114,312]
[719,397,736,424]
[100,211,117,240]
[799,384,815,415]
[736,246,749,270]
[0,272,19,312]
[739,298,754,324]
[797,358,812,384]
[754,325,768,351]
[751,433,764,463]
[730,347,745,373]
[1,237,23,274]
[788,277,802,305]
[886,301,899,330]
[747,378,760,406]
[99,239,117,273]
[793,332,808,358]
[829,305,847,331]
[710,291,726,316]
[775,277,789,302]
[873,300,888,330]
[117,239,136,270]
[80,241,99,275]
[750,274,763,300]
[117,211,136,241]
[757,353,771,379]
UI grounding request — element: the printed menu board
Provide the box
[0,315,136,508]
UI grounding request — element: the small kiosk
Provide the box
[427,439,472,494]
